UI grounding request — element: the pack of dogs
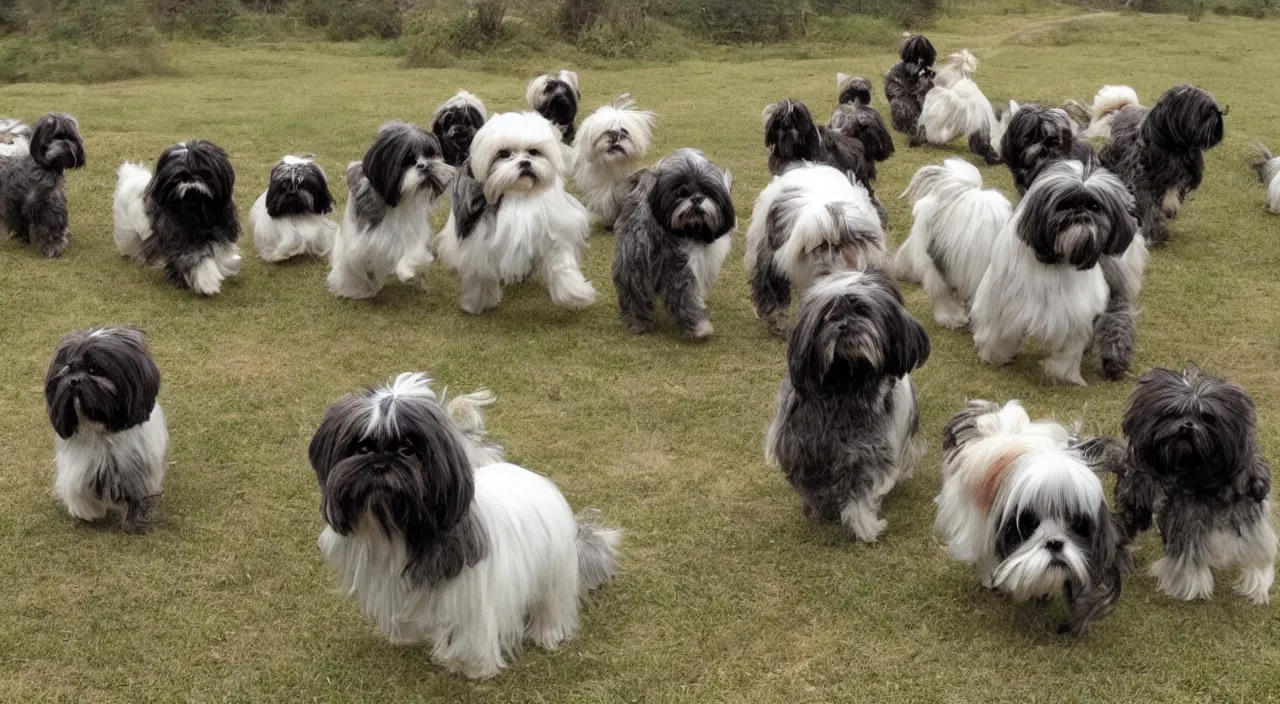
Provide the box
[8,33,1277,679]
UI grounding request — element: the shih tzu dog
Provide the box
[891,157,1012,329]
[970,158,1139,385]
[0,113,85,258]
[114,140,241,295]
[431,90,487,167]
[918,50,1002,164]
[995,103,1077,195]
[45,327,168,534]
[1064,84,1141,140]
[1251,141,1280,214]
[0,116,32,157]
[309,372,620,680]
[1109,366,1276,604]
[884,34,936,145]
[612,148,735,337]
[437,111,596,314]
[327,121,454,299]
[526,70,581,144]
[745,163,887,335]
[1098,84,1225,246]
[765,269,929,542]
[934,399,1128,636]
[248,155,336,263]
[829,75,895,181]
[572,93,659,229]
[762,99,885,225]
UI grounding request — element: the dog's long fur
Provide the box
[1098,84,1225,246]
[745,163,887,335]
[935,399,1129,636]
[884,35,937,144]
[526,70,580,145]
[572,94,658,230]
[310,372,620,680]
[918,50,1002,164]
[0,113,85,258]
[1108,366,1276,605]
[45,327,168,533]
[1251,141,1280,214]
[997,103,1077,195]
[113,140,241,295]
[612,148,735,337]
[431,90,487,167]
[830,75,895,181]
[891,158,1012,329]
[327,121,454,299]
[970,158,1138,385]
[1064,85,1141,140]
[765,269,929,542]
[437,111,596,314]
[249,154,337,263]
[762,99,887,225]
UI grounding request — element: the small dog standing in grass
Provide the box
[0,113,85,258]
[45,327,168,534]
[884,34,936,145]
[248,154,336,263]
[573,93,658,230]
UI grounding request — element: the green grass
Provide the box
[3,9,1280,702]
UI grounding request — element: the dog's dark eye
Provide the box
[1071,515,1094,539]
[497,149,512,160]
[618,128,630,139]
[85,363,98,375]
[528,148,541,158]
[397,440,416,457]
[1202,412,1217,425]
[1087,202,1100,212]
[356,442,374,455]
[1016,511,1040,538]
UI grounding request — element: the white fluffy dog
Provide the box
[438,111,596,314]
[571,93,658,229]
[744,164,887,334]
[918,50,1002,164]
[1065,85,1141,140]
[891,158,1012,329]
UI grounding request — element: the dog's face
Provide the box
[1004,105,1075,182]
[578,94,657,167]
[1144,84,1225,152]
[150,140,235,205]
[266,155,334,217]
[1122,365,1257,492]
[431,91,487,168]
[900,34,936,67]
[647,148,734,243]
[788,269,930,396]
[45,327,161,439]
[836,74,873,107]
[1017,159,1138,270]
[308,374,473,554]
[763,99,822,163]
[29,113,85,172]
[526,71,580,129]
[992,505,1095,599]
[361,121,454,208]
[468,112,563,203]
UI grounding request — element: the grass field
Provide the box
[3,7,1280,702]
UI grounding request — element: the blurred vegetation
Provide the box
[0,0,1274,84]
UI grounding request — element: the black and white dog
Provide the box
[829,74,895,182]
[996,102,1077,195]
[0,113,85,258]
[45,327,168,533]
[884,34,936,145]
[114,140,241,295]
[526,70,581,145]
[431,90,487,167]
[1098,84,1225,246]
[612,148,735,338]
[248,155,336,262]
[765,269,929,542]
[1108,366,1276,604]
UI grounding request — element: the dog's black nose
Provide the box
[1181,420,1196,430]
[519,160,531,169]
[69,377,79,387]
[1046,540,1064,552]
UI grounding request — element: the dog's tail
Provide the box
[900,157,983,203]
[1068,85,1140,138]
[441,387,505,468]
[575,509,621,593]
[1063,99,1093,131]
[1252,141,1280,185]
[935,49,978,87]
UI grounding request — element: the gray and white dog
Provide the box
[0,113,85,258]
[44,327,168,533]
[765,269,929,542]
[612,148,735,338]
[1098,84,1225,246]
[1106,366,1276,604]
[1251,141,1280,214]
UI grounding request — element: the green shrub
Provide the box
[0,0,22,34]
[693,0,807,42]
[39,0,158,47]
[561,0,605,38]
[402,1,522,66]
[299,0,402,40]
[152,0,239,38]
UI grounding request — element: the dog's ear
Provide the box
[786,296,841,395]
[1059,501,1131,637]
[879,303,931,378]
[761,102,779,126]
[30,113,85,172]
[559,69,580,96]
[721,168,733,194]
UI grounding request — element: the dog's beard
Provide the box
[322,454,431,539]
[175,181,213,199]
[48,375,122,437]
[484,157,555,202]
[671,197,724,235]
[596,136,636,163]
[992,528,1090,600]
[400,159,454,200]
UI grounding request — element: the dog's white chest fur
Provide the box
[54,404,168,521]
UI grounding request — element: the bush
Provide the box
[402,0,519,66]
[152,0,239,38]
[561,0,605,38]
[0,0,22,34]
[38,0,158,47]
[299,0,402,40]
[0,34,169,83]
[693,0,807,42]
[239,0,286,10]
